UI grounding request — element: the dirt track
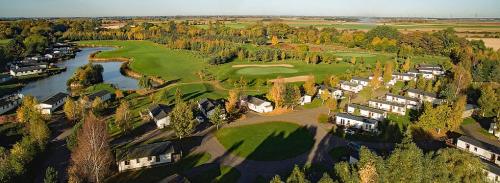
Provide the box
[268,75,313,83]
[232,64,294,68]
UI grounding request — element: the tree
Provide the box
[317,173,335,183]
[91,97,104,115]
[383,61,394,83]
[115,89,125,99]
[16,95,40,123]
[271,35,279,46]
[328,75,340,87]
[115,101,132,133]
[44,166,58,183]
[286,165,309,183]
[478,84,498,117]
[448,96,466,131]
[320,89,330,104]
[326,98,337,116]
[138,75,152,89]
[452,65,472,95]
[334,162,359,183]
[209,106,226,130]
[170,101,196,152]
[385,136,425,183]
[29,118,50,150]
[303,75,317,96]
[225,90,239,115]
[23,34,48,54]
[402,58,411,72]
[267,78,285,108]
[68,113,113,183]
[64,97,80,123]
[270,175,284,183]
[430,148,486,182]
[174,88,183,103]
[370,61,382,88]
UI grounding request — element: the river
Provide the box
[20,47,138,100]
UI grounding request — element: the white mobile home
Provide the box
[347,103,387,121]
[10,66,44,77]
[318,85,343,99]
[0,94,23,115]
[241,96,273,113]
[456,136,500,166]
[368,99,407,115]
[148,104,171,129]
[335,113,378,132]
[407,89,441,104]
[392,73,416,81]
[36,92,69,115]
[117,141,175,172]
[385,93,420,109]
[350,77,370,87]
[340,81,363,93]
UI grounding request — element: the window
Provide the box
[124,160,130,165]
[136,159,140,163]
[466,144,470,149]
[156,155,161,162]
[148,156,153,161]
[474,147,477,152]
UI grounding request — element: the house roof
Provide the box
[407,88,437,98]
[88,90,111,101]
[243,96,270,106]
[0,94,21,107]
[392,72,415,77]
[336,113,378,124]
[318,85,341,92]
[199,98,216,112]
[11,66,44,73]
[351,77,370,82]
[482,159,500,175]
[119,141,175,161]
[386,93,419,103]
[149,104,171,120]
[41,92,68,105]
[369,99,406,108]
[458,136,500,155]
[348,103,386,114]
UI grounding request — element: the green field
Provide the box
[236,67,299,75]
[0,39,10,46]
[215,122,314,161]
[77,40,207,82]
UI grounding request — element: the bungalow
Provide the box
[456,136,500,166]
[36,92,69,115]
[9,66,44,77]
[347,103,387,121]
[117,141,175,172]
[0,94,23,115]
[148,104,171,129]
[197,98,226,120]
[385,93,420,109]
[300,95,313,105]
[340,80,363,93]
[335,113,379,132]
[87,90,112,102]
[240,96,273,113]
[350,77,370,87]
[392,72,416,81]
[318,85,343,99]
[483,160,500,183]
[368,99,406,115]
[418,64,445,75]
[407,88,441,104]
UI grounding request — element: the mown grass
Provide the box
[215,121,314,161]
[85,83,116,94]
[0,39,10,46]
[76,40,207,82]
[189,166,241,183]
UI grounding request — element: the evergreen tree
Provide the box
[286,165,309,183]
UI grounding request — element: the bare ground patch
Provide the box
[232,64,294,68]
[268,75,313,83]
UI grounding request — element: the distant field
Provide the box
[77,40,207,82]
[467,38,500,50]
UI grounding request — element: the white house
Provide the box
[418,64,445,75]
[347,104,387,121]
[148,104,171,129]
[36,92,69,115]
[335,113,379,132]
[419,71,435,79]
[241,96,273,113]
[300,95,313,105]
[10,66,44,77]
[456,136,500,166]
[483,160,500,183]
[197,98,226,121]
[407,88,441,104]
[350,77,370,87]
[385,93,420,109]
[0,94,23,115]
[368,99,407,115]
[117,141,175,172]
[88,90,112,102]
[340,81,363,93]
[318,85,343,99]
[392,73,416,81]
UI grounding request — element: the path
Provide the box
[461,123,500,146]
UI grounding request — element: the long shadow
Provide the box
[110,121,157,148]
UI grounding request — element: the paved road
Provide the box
[461,122,500,146]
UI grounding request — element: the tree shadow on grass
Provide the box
[110,121,157,149]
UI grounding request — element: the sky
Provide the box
[0,0,499,18]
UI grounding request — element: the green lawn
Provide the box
[215,121,314,161]
[85,83,117,94]
[77,40,207,82]
[189,166,241,183]
[302,98,323,109]
[0,39,10,46]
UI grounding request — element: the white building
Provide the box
[418,64,445,75]
[385,93,420,109]
[36,92,68,115]
[340,81,363,93]
[407,89,441,104]
[0,94,23,115]
[347,104,387,121]
[318,85,343,99]
[300,95,313,105]
[241,96,273,113]
[392,73,417,81]
[350,77,370,87]
[456,136,500,166]
[117,141,175,172]
[10,66,44,77]
[335,113,378,132]
[368,99,407,115]
[484,160,500,183]
[148,104,171,129]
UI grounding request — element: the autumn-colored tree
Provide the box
[370,61,382,88]
[174,88,183,103]
[271,35,279,46]
[115,101,132,133]
[452,65,472,95]
[303,75,317,96]
[317,173,335,183]
[320,89,330,104]
[270,175,284,183]
[383,61,394,83]
[225,90,240,115]
[115,89,124,99]
[350,56,357,65]
[326,98,337,116]
[478,84,498,117]
[286,165,310,183]
[64,97,80,123]
[448,96,466,131]
[16,95,40,123]
[29,116,50,150]
[402,58,411,72]
[329,75,340,87]
[91,97,104,115]
[267,78,286,108]
[68,113,113,183]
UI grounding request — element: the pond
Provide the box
[20,47,138,100]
